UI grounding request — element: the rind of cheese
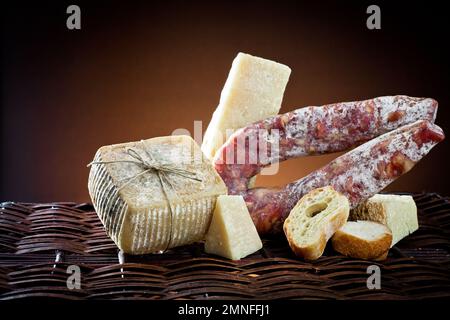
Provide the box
[88,135,227,254]
[351,194,418,247]
[205,195,263,260]
[201,52,291,160]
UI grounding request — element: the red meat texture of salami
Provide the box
[213,96,444,235]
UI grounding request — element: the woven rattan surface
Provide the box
[0,193,449,300]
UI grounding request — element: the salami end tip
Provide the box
[418,120,445,144]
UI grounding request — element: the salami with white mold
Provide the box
[243,120,444,234]
[214,96,438,194]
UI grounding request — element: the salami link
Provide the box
[243,120,444,234]
[214,96,438,194]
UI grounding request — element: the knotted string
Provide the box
[88,140,202,252]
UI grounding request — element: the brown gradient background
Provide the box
[1,0,450,202]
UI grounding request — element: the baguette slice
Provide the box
[332,221,392,261]
[283,186,350,260]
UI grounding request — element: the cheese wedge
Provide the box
[88,135,227,254]
[201,52,291,160]
[351,194,418,247]
[205,195,263,260]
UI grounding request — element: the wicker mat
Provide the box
[0,193,449,300]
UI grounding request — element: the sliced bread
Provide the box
[283,186,350,260]
[332,221,393,261]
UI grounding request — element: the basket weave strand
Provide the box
[0,193,449,300]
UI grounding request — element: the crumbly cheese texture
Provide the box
[205,195,263,260]
[88,135,227,255]
[201,52,291,159]
[351,194,418,247]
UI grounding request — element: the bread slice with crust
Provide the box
[283,186,350,260]
[332,221,392,261]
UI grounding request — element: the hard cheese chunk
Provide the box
[88,135,227,255]
[351,194,418,247]
[201,52,291,160]
[205,195,263,260]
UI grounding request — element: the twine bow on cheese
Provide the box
[87,140,203,253]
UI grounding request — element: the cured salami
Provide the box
[238,120,444,234]
[214,96,438,194]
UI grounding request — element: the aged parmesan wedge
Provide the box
[205,195,263,260]
[201,52,291,160]
[88,135,227,255]
[351,194,418,247]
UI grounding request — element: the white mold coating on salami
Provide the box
[287,120,444,208]
[245,120,444,235]
[215,95,438,195]
[376,96,438,130]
